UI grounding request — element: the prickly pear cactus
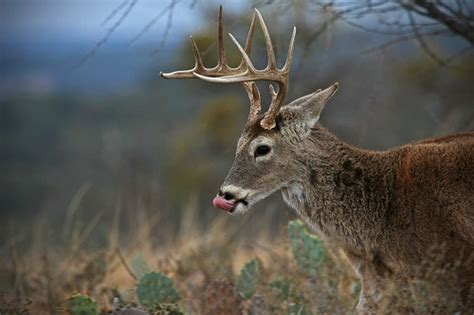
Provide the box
[136,272,180,308]
[201,279,242,315]
[236,258,262,299]
[288,220,325,275]
[270,278,291,300]
[67,293,98,315]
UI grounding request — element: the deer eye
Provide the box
[255,145,271,157]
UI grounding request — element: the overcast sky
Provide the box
[0,0,251,44]
[0,1,252,94]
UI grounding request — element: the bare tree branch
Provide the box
[101,0,130,27]
[80,0,474,67]
[407,10,446,66]
[129,0,178,47]
[402,0,474,44]
[76,0,138,68]
[358,29,449,55]
[310,0,474,65]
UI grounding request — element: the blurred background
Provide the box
[1,0,473,310]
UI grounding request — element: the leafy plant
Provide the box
[288,220,326,276]
[236,258,262,299]
[136,272,181,308]
[67,293,98,315]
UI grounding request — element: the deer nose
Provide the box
[219,189,236,201]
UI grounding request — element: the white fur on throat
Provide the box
[281,182,305,211]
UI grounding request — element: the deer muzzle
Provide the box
[212,195,236,212]
[212,188,250,213]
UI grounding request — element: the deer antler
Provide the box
[160,6,296,130]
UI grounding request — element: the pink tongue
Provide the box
[212,196,235,211]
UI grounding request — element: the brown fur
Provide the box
[217,86,474,313]
[296,127,474,312]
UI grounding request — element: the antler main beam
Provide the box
[160,6,296,130]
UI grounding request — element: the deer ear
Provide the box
[286,83,338,127]
[278,83,338,142]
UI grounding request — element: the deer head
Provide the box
[161,7,338,214]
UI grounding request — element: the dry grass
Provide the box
[0,194,469,314]
[0,191,360,315]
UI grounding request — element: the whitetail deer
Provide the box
[161,7,474,313]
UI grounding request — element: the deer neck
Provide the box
[281,126,394,250]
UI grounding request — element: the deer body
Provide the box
[161,7,474,312]
[282,126,474,267]
[217,105,474,311]
[278,125,474,310]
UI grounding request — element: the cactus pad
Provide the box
[288,220,325,275]
[236,258,262,299]
[136,272,180,308]
[67,293,98,315]
[270,278,291,300]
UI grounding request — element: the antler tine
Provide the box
[217,5,227,69]
[243,12,257,61]
[283,27,296,72]
[259,27,296,129]
[229,33,255,71]
[269,84,277,100]
[241,13,260,120]
[255,9,277,69]
[161,6,297,130]
[243,82,261,120]
[260,81,287,129]
[160,35,202,79]
[190,36,204,71]
[194,33,256,83]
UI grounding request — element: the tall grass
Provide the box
[1,189,467,314]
